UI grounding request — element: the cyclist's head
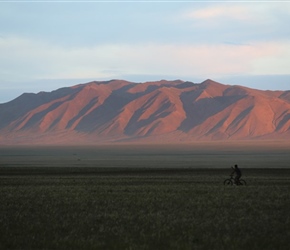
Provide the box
[235,164,238,168]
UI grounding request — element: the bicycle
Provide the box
[223,175,247,186]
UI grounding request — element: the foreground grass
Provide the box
[0,168,290,250]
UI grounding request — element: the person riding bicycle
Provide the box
[231,164,242,184]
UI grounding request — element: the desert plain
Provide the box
[0,141,290,249]
[1,140,290,169]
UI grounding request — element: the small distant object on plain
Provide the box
[224,165,246,185]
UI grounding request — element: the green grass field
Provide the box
[1,168,290,250]
[0,143,290,249]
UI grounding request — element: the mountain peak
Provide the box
[201,79,223,86]
[0,79,289,144]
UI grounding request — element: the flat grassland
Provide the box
[0,141,290,249]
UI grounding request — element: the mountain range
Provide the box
[0,79,290,144]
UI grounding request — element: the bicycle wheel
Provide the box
[239,179,247,185]
[223,179,233,185]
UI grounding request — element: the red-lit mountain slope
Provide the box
[0,79,289,144]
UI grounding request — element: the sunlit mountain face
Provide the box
[0,79,290,144]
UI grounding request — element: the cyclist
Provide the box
[231,164,242,185]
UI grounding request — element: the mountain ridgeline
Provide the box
[0,79,290,144]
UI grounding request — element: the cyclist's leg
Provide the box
[236,175,241,185]
[234,175,238,184]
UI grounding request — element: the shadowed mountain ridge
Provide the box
[0,79,289,144]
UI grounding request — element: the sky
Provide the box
[0,0,290,103]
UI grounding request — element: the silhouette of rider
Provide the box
[231,164,242,184]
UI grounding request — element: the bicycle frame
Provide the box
[224,175,246,186]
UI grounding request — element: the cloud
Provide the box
[180,3,290,35]
[181,3,290,21]
[251,44,290,75]
[0,36,289,84]
[184,5,250,21]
